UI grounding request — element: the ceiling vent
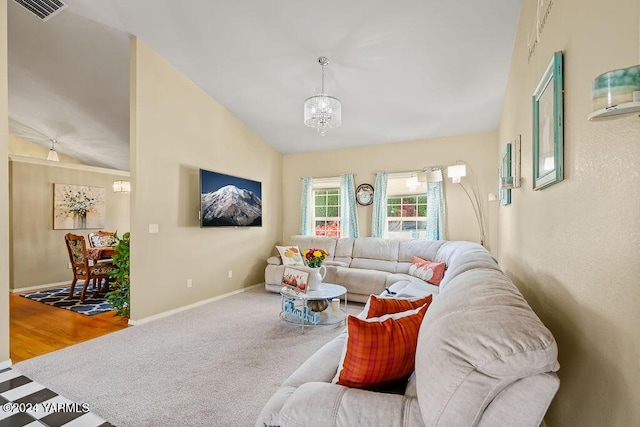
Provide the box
[13,0,68,21]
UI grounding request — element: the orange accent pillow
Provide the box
[409,256,446,285]
[366,294,433,319]
[336,304,429,390]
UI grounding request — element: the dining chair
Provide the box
[88,230,116,248]
[64,233,115,302]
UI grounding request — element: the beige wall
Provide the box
[0,0,9,365]
[498,0,640,425]
[9,157,130,290]
[282,132,499,252]
[129,38,282,321]
[9,134,86,165]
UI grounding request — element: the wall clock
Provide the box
[356,183,374,206]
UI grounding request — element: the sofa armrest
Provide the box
[279,382,423,427]
[267,256,282,265]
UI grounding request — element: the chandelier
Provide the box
[304,56,342,136]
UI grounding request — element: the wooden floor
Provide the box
[10,292,129,363]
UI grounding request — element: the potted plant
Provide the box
[106,231,130,317]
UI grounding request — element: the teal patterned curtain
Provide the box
[371,172,388,238]
[340,174,359,238]
[426,167,446,240]
[300,176,313,236]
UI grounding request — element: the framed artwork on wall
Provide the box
[500,143,512,205]
[532,51,564,190]
[53,184,106,230]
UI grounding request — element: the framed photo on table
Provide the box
[281,267,309,294]
[532,51,564,190]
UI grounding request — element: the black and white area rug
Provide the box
[20,284,115,316]
[0,367,113,427]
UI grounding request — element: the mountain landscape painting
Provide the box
[200,169,262,227]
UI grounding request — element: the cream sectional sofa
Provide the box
[257,239,560,427]
[265,235,448,303]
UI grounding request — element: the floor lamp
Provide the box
[447,161,486,246]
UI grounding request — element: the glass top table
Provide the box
[280,283,347,333]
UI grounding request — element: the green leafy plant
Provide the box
[106,231,130,317]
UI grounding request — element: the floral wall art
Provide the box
[53,184,106,230]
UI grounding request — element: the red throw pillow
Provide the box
[336,304,429,390]
[366,294,433,319]
[409,256,446,285]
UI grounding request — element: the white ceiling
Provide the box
[7,0,522,171]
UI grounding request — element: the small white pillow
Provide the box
[275,245,305,266]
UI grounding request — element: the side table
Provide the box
[280,283,347,333]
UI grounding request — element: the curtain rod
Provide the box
[385,166,445,175]
[299,174,357,180]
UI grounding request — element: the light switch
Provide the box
[149,224,159,233]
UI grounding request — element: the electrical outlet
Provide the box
[67,262,72,269]
[228,270,233,279]
[187,278,193,288]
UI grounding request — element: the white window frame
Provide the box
[385,173,428,239]
[312,178,341,237]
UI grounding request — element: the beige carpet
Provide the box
[14,286,361,427]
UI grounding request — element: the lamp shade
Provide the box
[113,180,131,193]
[47,149,59,162]
[447,164,467,183]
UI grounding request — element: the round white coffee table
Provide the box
[280,283,347,333]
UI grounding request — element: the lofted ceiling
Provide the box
[7,0,522,171]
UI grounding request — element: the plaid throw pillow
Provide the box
[366,294,433,319]
[336,304,429,390]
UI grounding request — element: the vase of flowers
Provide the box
[303,248,329,291]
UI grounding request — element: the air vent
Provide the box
[13,0,68,21]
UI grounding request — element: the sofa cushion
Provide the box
[335,304,429,390]
[333,237,355,265]
[408,256,446,285]
[352,237,400,261]
[275,246,305,266]
[397,239,444,263]
[290,235,338,261]
[279,382,424,427]
[335,268,389,297]
[366,294,433,319]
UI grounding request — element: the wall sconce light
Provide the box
[500,135,522,190]
[113,180,131,193]
[447,160,486,246]
[47,139,59,162]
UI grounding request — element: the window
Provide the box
[314,188,341,237]
[384,173,428,239]
[386,195,427,239]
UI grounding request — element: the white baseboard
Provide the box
[11,281,70,293]
[128,283,263,326]
[0,359,13,370]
